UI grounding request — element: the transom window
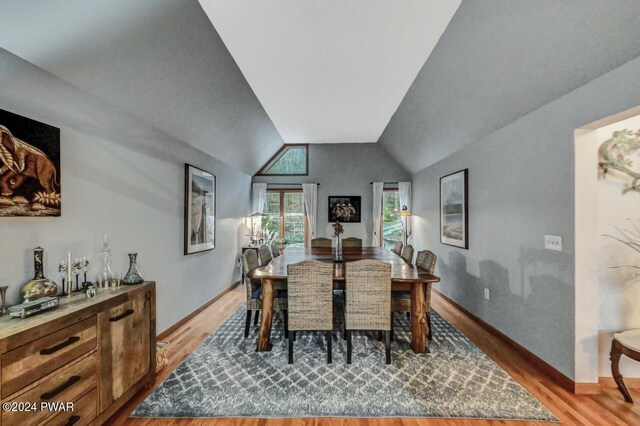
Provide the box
[256,144,308,176]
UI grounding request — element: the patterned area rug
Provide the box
[132,306,558,421]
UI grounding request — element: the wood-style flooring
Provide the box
[110,285,640,425]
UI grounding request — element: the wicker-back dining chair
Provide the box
[391,250,437,341]
[242,250,288,338]
[342,237,362,248]
[345,259,392,364]
[258,244,273,265]
[311,237,332,248]
[287,261,334,364]
[270,243,280,258]
[391,241,403,256]
[400,244,414,264]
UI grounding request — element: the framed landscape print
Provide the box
[440,169,468,249]
[184,164,216,255]
[0,109,61,216]
[328,196,361,223]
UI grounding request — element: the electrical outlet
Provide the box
[544,235,563,251]
[484,288,490,300]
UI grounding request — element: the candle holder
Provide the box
[72,258,82,292]
[58,260,68,296]
[0,286,8,316]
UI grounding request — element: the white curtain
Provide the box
[371,182,384,247]
[252,183,267,214]
[302,183,318,247]
[398,181,412,244]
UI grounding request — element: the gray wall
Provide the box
[0,0,284,174]
[0,49,251,333]
[253,144,410,245]
[379,0,640,174]
[409,55,640,380]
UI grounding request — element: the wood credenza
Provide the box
[0,282,156,426]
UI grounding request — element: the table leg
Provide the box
[411,282,429,353]
[257,278,275,351]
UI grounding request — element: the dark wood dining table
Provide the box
[249,246,440,354]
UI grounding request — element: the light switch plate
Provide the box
[544,235,563,251]
[484,288,490,300]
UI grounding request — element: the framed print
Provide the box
[0,109,61,216]
[328,196,361,223]
[440,169,468,249]
[185,164,216,255]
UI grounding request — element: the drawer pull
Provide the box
[40,336,80,355]
[40,375,81,400]
[65,415,81,426]
[110,309,134,322]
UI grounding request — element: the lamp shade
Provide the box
[399,205,412,217]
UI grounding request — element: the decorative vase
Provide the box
[335,235,343,260]
[100,235,116,287]
[122,253,144,285]
[21,247,57,302]
[0,286,8,316]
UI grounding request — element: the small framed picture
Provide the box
[440,169,468,249]
[328,196,361,223]
[184,164,216,255]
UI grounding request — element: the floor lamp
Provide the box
[399,205,411,246]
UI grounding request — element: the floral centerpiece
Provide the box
[332,221,344,259]
[274,237,288,255]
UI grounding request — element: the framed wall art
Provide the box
[0,109,61,216]
[440,169,468,249]
[328,196,361,223]
[185,164,216,255]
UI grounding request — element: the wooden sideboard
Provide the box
[0,281,156,426]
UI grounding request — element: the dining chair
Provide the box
[391,250,437,341]
[342,237,362,248]
[287,261,334,364]
[258,244,273,265]
[270,243,280,258]
[391,241,403,256]
[400,244,414,264]
[242,250,288,338]
[311,237,332,248]
[345,259,392,364]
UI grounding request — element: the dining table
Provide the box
[249,246,440,354]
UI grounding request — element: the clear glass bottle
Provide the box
[100,234,115,288]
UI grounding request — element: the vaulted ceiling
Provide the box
[198,0,460,144]
[1,1,640,175]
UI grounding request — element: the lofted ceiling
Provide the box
[0,0,284,175]
[379,0,640,173]
[198,0,461,144]
[2,1,640,176]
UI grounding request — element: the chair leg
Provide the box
[427,312,433,341]
[288,331,295,364]
[347,331,352,364]
[611,340,633,403]
[244,310,252,338]
[377,331,383,341]
[327,331,332,364]
[254,310,260,326]
[406,312,410,320]
[385,330,391,365]
[283,310,289,338]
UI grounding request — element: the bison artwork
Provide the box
[0,109,61,216]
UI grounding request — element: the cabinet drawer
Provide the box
[41,387,97,426]
[2,353,97,426]
[1,317,97,398]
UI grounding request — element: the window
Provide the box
[256,144,308,176]
[382,190,403,249]
[260,190,306,247]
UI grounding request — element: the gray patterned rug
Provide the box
[132,306,558,421]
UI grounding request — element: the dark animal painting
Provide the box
[0,109,61,216]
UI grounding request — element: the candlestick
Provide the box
[66,252,72,297]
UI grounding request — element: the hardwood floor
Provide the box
[110,286,640,425]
